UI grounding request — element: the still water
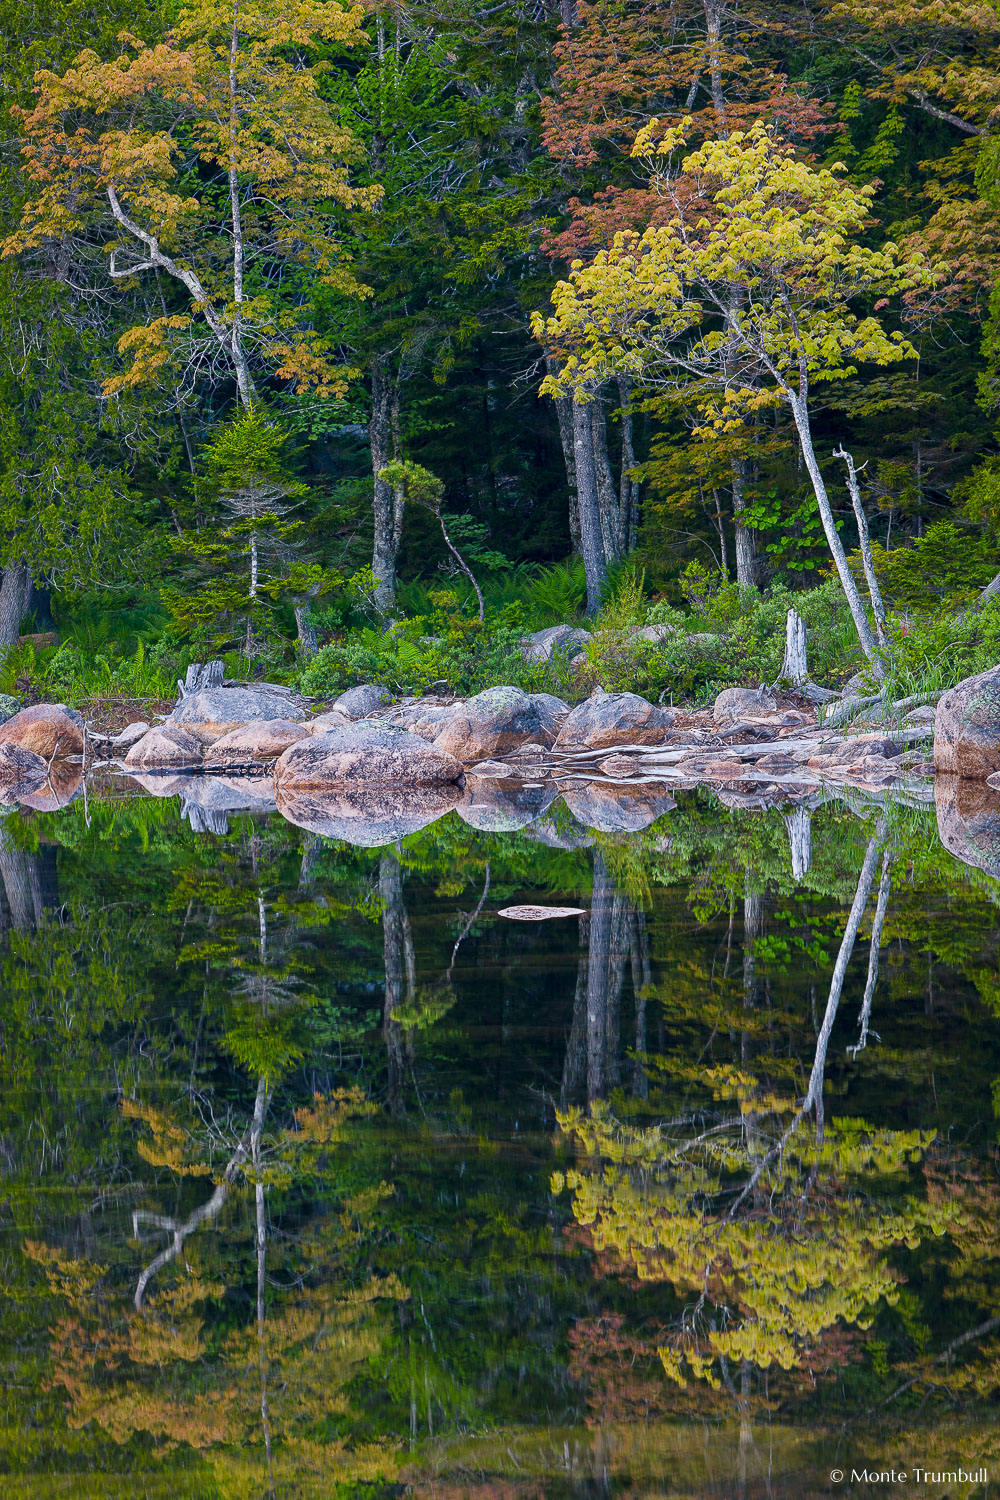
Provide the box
[1,783,998,1498]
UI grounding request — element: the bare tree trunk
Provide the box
[0,563,31,659]
[370,358,401,620]
[780,608,809,687]
[587,853,613,1104]
[731,457,759,588]
[380,851,413,1115]
[784,804,812,881]
[617,377,640,551]
[550,358,582,556]
[629,910,651,1099]
[592,395,623,565]
[0,816,42,932]
[560,918,590,1109]
[834,446,891,653]
[293,598,318,657]
[789,396,883,676]
[573,402,607,615]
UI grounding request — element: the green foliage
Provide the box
[866,522,1000,609]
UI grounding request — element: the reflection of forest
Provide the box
[1,795,1000,1495]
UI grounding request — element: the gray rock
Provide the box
[332,683,395,719]
[530,692,571,742]
[713,686,778,723]
[274,782,461,847]
[203,718,309,766]
[0,702,85,760]
[560,781,677,834]
[553,690,675,751]
[0,693,19,725]
[434,686,547,761]
[830,735,901,765]
[632,623,677,644]
[307,710,351,733]
[124,725,204,770]
[457,776,557,832]
[934,665,1000,779]
[519,624,592,663]
[274,722,463,790]
[170,683,308,745]
[111,721,151,749]
[384,698,462,743]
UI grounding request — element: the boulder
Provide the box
[0,740,48,801]
[830,735,901,765]
[274,782,460,847]
[553,689,675,751]
[13,756,82,812]
[530,692,571,742]
[560,780,677,834]
[331,683,395,719]
[384,698,462,743]
[632,623,677,644]
[434,686,547,761]
[519,624,592,663]
[0,702,85,760]
[306,710,351,734]
[203,718,309,767]
[274,722,463,791]
[124,725,204,770]
[0,693,19,725]
[934,666,1000,779]
[457,776,556,832]
[170,683,308,746]
[111,721,151,749]
[935,775,1000,878]
[713,687,778,723]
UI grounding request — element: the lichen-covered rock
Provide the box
[274,722,463,791]
[457,776,556,832]
[553,690,675,751]
[434,686,546,761]
[275,783,460,847]
[384,698,462,743]
[830,735,901,765]
[0,693,19,725]
[0,740,48,800]
[934,665,1000,778]
[560,781,676,833]
[170,683,308,745]
[124,725,204,770]
[331,683,395,719]
[935,775,1000,877]
[306,710,351,734]
[203,718,309,766]
[712,686,778,723]
[519,624,592,663]
[0,702,85,760]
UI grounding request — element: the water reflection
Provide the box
[1,791,999,1495]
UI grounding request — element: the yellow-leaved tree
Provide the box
[533,123,938,662]
[3,0,381,406]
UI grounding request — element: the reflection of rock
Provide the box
[16,758,83,812]
[125,725,203,770]
[934,665,1000,779]
[0,702,85,759]
[331,683,394,719]
[122,771,276,832]
[275,782,461,847]
[713,686,777,722]
[434,686,548,760]
[553,689,675,750]
[170,683,308,745]
[203,718,309,766]
[275,723,463,791]
[458,776,557,832]
[934,775,1000,877]
[522,807,594,850]
[0,741,48,802]
[560,780,677,833]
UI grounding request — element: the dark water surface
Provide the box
[1,786,999,1498]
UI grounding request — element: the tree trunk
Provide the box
[370,359,401,621]
[784,804,812,881]
[549,357,582,556]
[573,401,607,615]
[617,378,640,552]
[731,456,759,588]
[380,851,414,1115]
[0,563,31,659]
[780,607,808,687]
[592,395,623,565]
[834,445,891,652]
[560,918,590,1109]
[629,910,651,1099]
[789,396,883,676]
[587,853,613,1104]
[293,599,318,657]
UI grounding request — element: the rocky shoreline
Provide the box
[1,666,1000,873]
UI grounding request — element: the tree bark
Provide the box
[834,445,891,653]
[380,851,414,1115]
[591,395,623,565]
[784,804,812,881]
[617,378,640,552]
[0,563,31,658]
[731,456,759,588]
[780,607,808,687]
[573,401,607,614]
[370,359,401,620]
[550,358,582,556]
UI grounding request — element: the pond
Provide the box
[1,781,999,1498]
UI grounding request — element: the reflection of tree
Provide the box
[0,812,56,934]
[554,826,955,1406]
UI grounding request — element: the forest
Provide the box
[4,0,1000,707]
